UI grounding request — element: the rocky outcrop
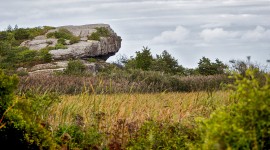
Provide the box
[20,24,122,61]
[27,60,99,76]
[20,38,57,50]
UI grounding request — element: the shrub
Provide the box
[64,60,86,75]
[198,57,227,76]
[39,49,52,63]
[87,27,110,41]
[70,36,80,44]
[55,124,104,149]
[88,32,101,41]
[46,28,79,44]
[199,69,270,149]
[14,28,30,40]
[46,32,55,38]
[0,70,58,149]
[0,69,18,117]
[55,43,67,49]
[127,121,198,149]
[57,38,66,45]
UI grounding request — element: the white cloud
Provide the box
[241,26,270,41]
[200,28,239,41]
[152,26,190,44]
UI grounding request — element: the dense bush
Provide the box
[0,70,58,149]
[198,56,227,76]
[55,124,104,149]
[0,46,52,69]
[199,69,270,149]
[64,60,87,75]
[127,121,198,149]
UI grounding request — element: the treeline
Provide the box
[116,46,227,76]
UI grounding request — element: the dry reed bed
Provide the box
[48,91,231,134]
[18,74,231,94]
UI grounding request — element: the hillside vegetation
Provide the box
[0,25,269,149]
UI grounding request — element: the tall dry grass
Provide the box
[18,73,231,94]
[47,91,231,135]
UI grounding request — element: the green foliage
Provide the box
[55,43,67,49]
[54,28,73,39]
[88,57,97,63]
[127,121,198,150]
[64,60,86,75]
[14,28,30,40]
[199,69,270,149]
[125,46,154,71]
[198,57,227,76]
[70,36,80,44]
[0,46,52,69]
[151,50,185,75]
[57,38,66,45]
[88,27,110,41]
[46,28,80,44]
[55,124,104,149]
[39,49,52,63]
[0,69,18,116]
[88,32,101,41]
[0,26,55,46]
[0,70,58,149]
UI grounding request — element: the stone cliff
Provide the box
[19,24,122,75]
[21,24,121,61]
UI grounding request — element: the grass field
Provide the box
[48,91,231,133]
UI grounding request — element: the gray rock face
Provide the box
[20,38,57,50]
[28,60,99,76]
[20,24,122,61]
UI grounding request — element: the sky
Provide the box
[1,0,270,68]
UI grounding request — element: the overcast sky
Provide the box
[1,0,270,68]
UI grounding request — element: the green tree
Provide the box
[125,46,154,70]
[198,57,227,75]
[152,50,185,75]
[6,25,13,32]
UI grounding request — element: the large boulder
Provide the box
[20,24,122,61]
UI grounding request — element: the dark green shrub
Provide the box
[55,124,103,149]
[198,57,227,76]
[39,49,52,63]
[55,43,67,49]
[57,38,66,45]
[0,69,18,116]
[127,121,198,149]
[17,49,38,62]
[64,60,86,75]
[46,32,55,38]
[0,70,58,149]
[199,69,270,149]
[56,28,72,39]
[14,28,30,40]
[151,50,185,75]
[70,36,80,44]
[88,32,101,41]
